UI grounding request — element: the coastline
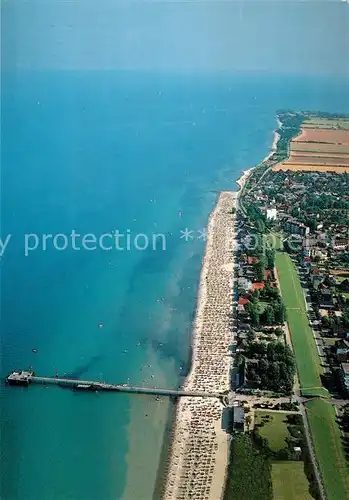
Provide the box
[236,125,281,191]
[157,121,281,500]
[161,191,237,499]
[262,129,280,163]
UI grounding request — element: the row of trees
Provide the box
[252,250,275,281]
[224,434,273,500]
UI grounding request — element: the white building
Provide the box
[266,208,277,220]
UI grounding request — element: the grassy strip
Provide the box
[224,434,272,500]
[305,399,349,500]
[272,462,313,500]
[254,411,291,452]
[275,252,328,398]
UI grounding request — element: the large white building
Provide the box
[266,208,277,220]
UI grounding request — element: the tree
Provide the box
[273,299,286,324]
[266,306,275,325]
[275,327,284,337]
[342,408,349,432]
[257,219,265,234]
[254,259,265,282]
[246,302,260,328]
[266,249,275,270]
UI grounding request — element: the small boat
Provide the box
[32,348,39,354]
[98,322,104,328]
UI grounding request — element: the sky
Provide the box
[1,0,349,74]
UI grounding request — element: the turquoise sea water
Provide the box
[1,71,348,500]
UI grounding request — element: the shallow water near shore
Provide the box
[1,71,348,500]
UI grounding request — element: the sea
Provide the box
[1,71,348,500]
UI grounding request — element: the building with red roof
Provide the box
[238,298,250,305]
[251,282,265,292]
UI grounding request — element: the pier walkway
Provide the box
[6,371,222,399]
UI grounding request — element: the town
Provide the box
[225,112,349,500]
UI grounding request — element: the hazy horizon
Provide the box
[2,0,349,75]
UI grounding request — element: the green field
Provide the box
[303,118,349,130]
[255,411,291,452]
[275,252,328,397]
[305,399,349,500]
[272,462,312,500]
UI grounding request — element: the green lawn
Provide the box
[305,399,349,500]
[266,232,284,251]
[255,411,291,452]
[275,252,328,398]
[323,337,337,347]
[303,118,349,130]
[272,462,312,500]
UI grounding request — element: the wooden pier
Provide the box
[5,370,222,399]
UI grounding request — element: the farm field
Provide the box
[272,462,312,500]
[291,142,349,155]
[274,164,349,173]
[303,117,349,130]
[275,252,328,397]
[291,151,349,158]
[294,128,349,144]
[305,399,349,500]
[284,155,349,166]
[273,116,349,173]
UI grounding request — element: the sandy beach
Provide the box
[161,126,280,500]
[161,191,237,500]
[261,129,281,163]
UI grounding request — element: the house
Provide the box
[238,297,249,314]
[238,277,252,292]
[327,275,337,287]
[319,289,334,309]
[238,298,249,306]
[284,218,310,237]
[266,208,277,220]
[310,267,324,288]
[340,363,349,393]
[331,237,348,251]
[233,405,245,432]
[251,282,265,292]
[340,279,349,293]
[335,340,349,362]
